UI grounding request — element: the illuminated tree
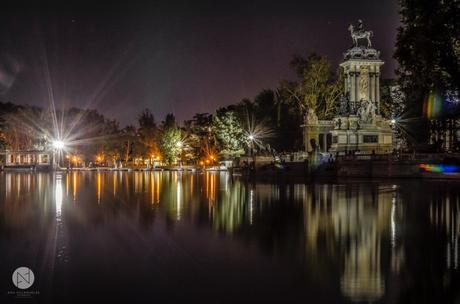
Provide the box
[282,53,344,120]
[159,126,182,165]
[2,106,46,151]
[0,102,127,164]
[212,111,244,156]
[184,113,216,161]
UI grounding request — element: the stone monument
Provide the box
[329,20,393,154]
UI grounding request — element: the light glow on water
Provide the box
[1,172,459,303]
[177,177,182,221]
[55,174,63,215]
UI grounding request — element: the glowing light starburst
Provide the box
[52,140,65,150]
[243,113,274,149]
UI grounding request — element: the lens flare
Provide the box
[243,114,273,149]
[52,140,65,150]
[419,163,459,173]
[423,90,444,119]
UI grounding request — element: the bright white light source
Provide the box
[52,140,65,150]
[390,119,396,124]
[176,141,183,148]
[248,134,255,141]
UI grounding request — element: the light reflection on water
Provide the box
[0,171,459,303]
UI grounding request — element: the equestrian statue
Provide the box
[348,19,373,48]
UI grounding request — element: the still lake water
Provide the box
[0,171,459,303]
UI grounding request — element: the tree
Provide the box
[1,105,50,151]
[138,108,156,129]
[184,113,215,161]
[283,53,343,120]
[253,90,277,125]
[121,125,137,163]
[163,113,176,129]
[100,119,123,165]
[212,111,244,156]
[380,79,405,120]
[159,126,182,165]
[395,0,460,147]
[137,108,159,158]
[0,102,126,165]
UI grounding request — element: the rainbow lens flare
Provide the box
[423,90,444,119]
[419,163,460,173]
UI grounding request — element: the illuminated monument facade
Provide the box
[303,20,393,154]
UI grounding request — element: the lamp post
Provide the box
[389,118,399,155]
[248,134,255,156]
[248,134,256,170]
[177,141,183,169]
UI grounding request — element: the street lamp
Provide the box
[52,140,65,150]
[248,134,255,156]
[176,141,183,168]
[389,118,399,154]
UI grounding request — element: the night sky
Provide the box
[0,0,400,125]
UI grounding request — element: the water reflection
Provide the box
[0,172,459,303]
[55,174,63,215]
[430,194,460,270]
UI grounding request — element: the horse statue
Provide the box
[348,21,373,48]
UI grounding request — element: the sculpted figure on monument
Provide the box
[305,108,318,125]
[337,92,351,116]
[357,101,366,122]
[357,100,376,123]
[359,66,369,100]
[348,20,373,48]
[357,19,364,31]
[334,118,342,129]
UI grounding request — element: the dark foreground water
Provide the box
[0,172,459,303]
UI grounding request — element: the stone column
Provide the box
[368,72,373,102]
[344,71,348,95]
[355,70,360,103]
[376,73,380,114]
[370,72,376,102]
[350,71,355,102]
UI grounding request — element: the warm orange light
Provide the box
[65,155,70,159]
[199,161,204,166]
[72,156,77,163]
[205,159,210,164]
